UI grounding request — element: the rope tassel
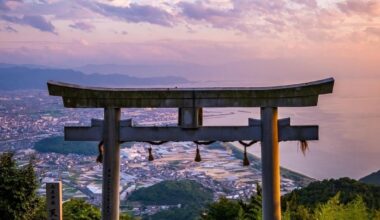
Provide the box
[148,147,154,161]
[299,140,308,155]
[239,141,257,166]
[194,144,202,162]
[96,140,104,163]
[243,146,250,166]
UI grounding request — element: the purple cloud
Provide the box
[178,1,245,30]
[80,1,173,27]
[291,0,317,8]
[69,21,95,32]
[0,0,9,11]
[0,0,21,11]
[0,15,56,33]
[337,0,380,16]
[178,2,232,20]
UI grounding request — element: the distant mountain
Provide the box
[76,63,209,78]
[360,170,380,186]
[0,65,190,90]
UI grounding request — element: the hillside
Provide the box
[0,65,189,90]
[360,170,380,186]
[127,180,213,206]
[34,136,133,156]
[281,177,380,210]
[127,180,213,220]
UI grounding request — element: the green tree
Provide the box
[63,199,138,220]
[200,197,241,220]
[238,182,262,220]
[200,182,263,220]
[343,196,369,220]
[63,199,101,220]
[282,192,312,220]
[0,152,42,220]
[314,193,343,220]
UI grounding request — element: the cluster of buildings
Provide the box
[1,90,304,216]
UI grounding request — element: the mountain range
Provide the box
[0,64,190,90]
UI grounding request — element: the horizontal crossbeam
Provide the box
[48,78,334,108]
[64,125,318,142]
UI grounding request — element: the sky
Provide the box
[0,0,379,70]
[1,0,380,179]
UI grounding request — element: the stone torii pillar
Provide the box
[261,107,281,219]
[48,78,334,220]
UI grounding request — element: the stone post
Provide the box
[46,181,62,220]
[102,107,121,220]
[261,107,281,220]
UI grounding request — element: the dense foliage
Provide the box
[0,152,136,220]
[63,199,137,220]
[0,152,46,220]
[128,180,213,206]
[201,179,380,220]
[63,199,101,220]
[283,193,380,220]
[128,180,213,220]
[147,204,201,220]
[200,183,262,220]
[360,170,380,186]
[282,177,380,211]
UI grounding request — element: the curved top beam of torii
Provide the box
[47,77,334,108]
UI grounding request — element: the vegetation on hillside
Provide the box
[127,180,213,220]
[63,199,137,220]
[200,183,262,220]
[0,152,136,220]
[282,193,380,220]
[282,177,380,210]
[128,180,213,206]
[3,150,380,220]
[201,178,380,220]
[0,152,46,220]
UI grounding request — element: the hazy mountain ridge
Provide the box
[360,170,380,186]
[0,65,190,90]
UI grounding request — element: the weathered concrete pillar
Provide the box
[178,107,203,128]
[102,107,121,220]
[261,107,281,220]
[46,181,62,220]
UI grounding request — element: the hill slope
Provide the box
[127,180,213,206]
[360,170,380,186]
[281,177,380,210]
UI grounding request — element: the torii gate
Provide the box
[47,78,334,220]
